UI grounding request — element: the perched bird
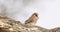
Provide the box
[25,13,39,26]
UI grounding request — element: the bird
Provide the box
[25,13,39,26]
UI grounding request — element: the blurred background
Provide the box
[0,0,60,29]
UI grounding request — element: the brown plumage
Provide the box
[25,13,39,26]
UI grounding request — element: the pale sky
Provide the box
[0,0,60,29]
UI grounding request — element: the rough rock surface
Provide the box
[0,13,60,32]
[0,12,48,32]
[49,27,60,32]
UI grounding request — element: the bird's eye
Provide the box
[35,14,38,17]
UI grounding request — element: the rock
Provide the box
[1,13,60,32]
[50,27,60,32]
[0,13,49,32]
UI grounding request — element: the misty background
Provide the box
[0,0,60,29]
